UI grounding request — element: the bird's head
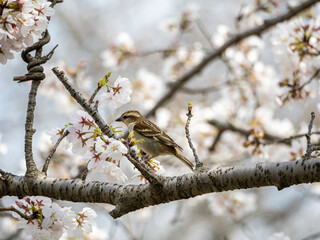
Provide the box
[116,110,143,126]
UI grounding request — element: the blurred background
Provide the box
[1,0,320,239]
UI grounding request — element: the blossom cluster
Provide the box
[13,196,96,240]
[60,110,129,183]
[0,0,54,64]
[48,108,164,184]
[98,73,132,109]
[272,15,320,104]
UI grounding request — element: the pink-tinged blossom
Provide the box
[67,110,97,154]
[68,207,97,239]
[105,139,128,160]
[0,0,55,64]
[99,76,132,109]
[271,16,320,104]
[84,137,128,183]
[13,196,74,240]
[33,0,55,17]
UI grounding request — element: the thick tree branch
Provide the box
[1,157,320,218]
[146,0,320,117]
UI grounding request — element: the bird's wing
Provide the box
[134,120,183,151]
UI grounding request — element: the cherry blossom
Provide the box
[0,0,54,64]
[99,76,132,109]
[13,196,73,240]
[68,207,97,239]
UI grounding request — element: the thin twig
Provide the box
[185,102,202,168]
[0,206,33,220]
[209,129,224,151]
[52,67,115,139]
[299,68,320,91]
[126,149,163,186]
[303,112,317,159]
[81,166,89,181]
[194,19,214,49]
[266,131,320,145]
[49,0,64,7]
[89,85,102,104]
[208,118,320,150]
[146,0,319,117]
[42,130,69,174]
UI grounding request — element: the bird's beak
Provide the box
[115,116,122,122]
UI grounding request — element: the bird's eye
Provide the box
[123,116,128,119]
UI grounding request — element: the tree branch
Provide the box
[89,84,102,104]
[42,130,69,174]
[208,119,289,147]
[208,118,320,151]
[125,150,163,185]
[185,102,201,168]
[1,157,320,218]
[0,206,33,220]
[146,0,320,117]
[299,68,320,91]
[14,31,56,177]
[52,67,115,139]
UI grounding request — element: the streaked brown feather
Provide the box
[134,120,183,151]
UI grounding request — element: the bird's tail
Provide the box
[175,150,194,171]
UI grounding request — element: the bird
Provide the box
[116,110,194,170]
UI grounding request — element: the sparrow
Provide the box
[116,110,194,170]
